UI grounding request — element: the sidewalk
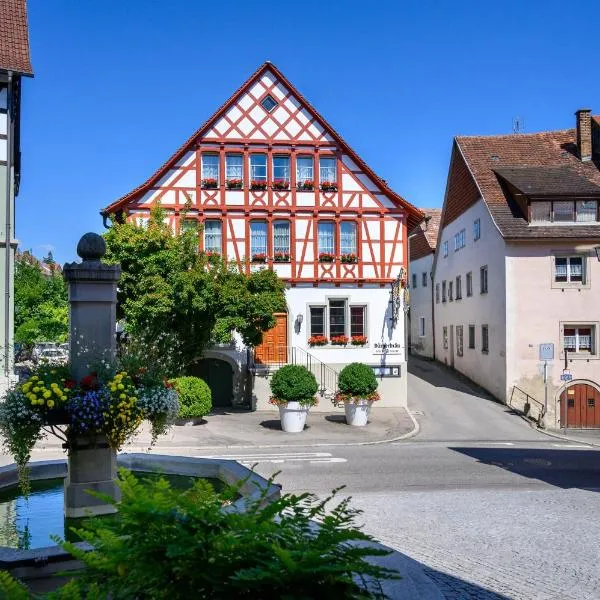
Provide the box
[538,426,600,447]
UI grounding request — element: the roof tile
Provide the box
[0,0,33,75]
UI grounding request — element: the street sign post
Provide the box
[539,343,554,361]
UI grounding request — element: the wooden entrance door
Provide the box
[254,313,288,365]
[561,383,600,428]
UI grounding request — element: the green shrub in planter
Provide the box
[338,362,378,397]
[170,376,212,418]
[270,364,318,406]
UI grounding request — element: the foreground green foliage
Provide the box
[0,470,399,599]
[103,205,286,367]
[338,363,378,396]
[270,364,319,406]
[170,376,212,418]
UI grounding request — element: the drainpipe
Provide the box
[430,267,435,358]
[4,72,13,379]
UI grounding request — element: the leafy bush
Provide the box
[27,469,396,599]
[338,363,378,397]
[170,376,212,418]
[270,364,318,406]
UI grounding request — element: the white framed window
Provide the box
[296,156,314,184]
[181,219,197,233]
[261,95,277,112]
[201,154,219,184]
[350,306,366,337]
[225,154,243,181]
[273,155,290,183]
[466,272,473,297]
[319,156,337,182]
[454,229,466,251]
[555,256,585,284]
[481,325,489,354]
[448,281,453,302]
[422,272,427,287]
[318,221,335,254]
[468,325,475,349]
[250,154,267,182]
[480,265,488,294]
[273,221,290,256]
[310,306,326,336]
[435,283,440,304]
[329,299,347,338]
[443,241,448,257]
[576,200,598,222]
[456,325,464,357]
[563,325,596,355]
[250,221,267,258]
[419,317,426,338]
[553,200,575,222]
[456,275,462,300]
[443,326,448,349]
[340,222,357,256]
[442,281,447,302]
[531,200,599,224]
[412,274,417,288]
[203,220,222,254]
[474,218,481,241]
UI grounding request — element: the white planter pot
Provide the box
[279,401,309,433]
[344,400,373,427]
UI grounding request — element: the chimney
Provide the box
[575,108,592,161]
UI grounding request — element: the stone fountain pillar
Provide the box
[62,233,121,518]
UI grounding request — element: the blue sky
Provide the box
[17,0,600,264]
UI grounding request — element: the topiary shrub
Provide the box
[269,364,318,407]
[169,376,212,418]
[336,363,379,403]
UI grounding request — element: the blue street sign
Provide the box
[560,373,573,382]
[539,343,554,361]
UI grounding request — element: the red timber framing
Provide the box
[102,62,423,286]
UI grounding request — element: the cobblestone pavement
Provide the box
[352,487,600,600]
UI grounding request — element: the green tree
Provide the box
[14,255,68,345]
[103,205,285,370]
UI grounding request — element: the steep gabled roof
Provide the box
[0,0,33,75]
[102,62,423,229]
[443,126,600,240]
[410,208,441,261]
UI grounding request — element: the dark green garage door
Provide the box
[189,359,234,408]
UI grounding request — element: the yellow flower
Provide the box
[47,400,55,408]
[63,388,69,393]
[43,391,52,399]
[33,387,40,393]
[119,393,126,400]
[117,384,124,391]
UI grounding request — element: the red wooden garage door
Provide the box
[561,383,600,428]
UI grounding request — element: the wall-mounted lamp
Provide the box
[294,313,303,334]
[595,245,600,261]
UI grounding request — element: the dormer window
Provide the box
[530,200,599,224]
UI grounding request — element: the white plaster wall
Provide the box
[434,199,507,401]
[506,242,600,427]
[409,253,434,358]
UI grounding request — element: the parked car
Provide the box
[32,342,58,362]
[37,347,67,366]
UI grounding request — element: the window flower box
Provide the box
[341,253,358,264]
[351,336,367,346]
[297,179,314,191]
[272,179,290,191]
[308,335,328,347]
[273,252,290,263]
[318,252,335,263]
[226,179,243,190]
[202,178,218,189]
[331,335,349,346]
[251,253,267,263]
[204,250,221,260]
[320,181,338,192]
[251,180,268,191]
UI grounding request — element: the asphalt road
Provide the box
[206,357,600,599]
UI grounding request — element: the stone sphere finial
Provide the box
[77,232,106,261]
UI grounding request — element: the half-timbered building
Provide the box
[103,62,422,409]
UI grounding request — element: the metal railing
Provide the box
[248,346,338,397]
[509,385,546,424]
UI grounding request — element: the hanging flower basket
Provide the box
[318,252,335,263]
[202,178,218,189]
[341,253,358,264]
[272,179,290,191]
[308,335,328,347]
[226,179,243,190]
[297,180,314,191]
[331,336,349,346]
[273,252,290,263]
[320,181,338,192]
[251,180,268,191]
[252,253,267,263]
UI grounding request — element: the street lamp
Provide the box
[389,268,405,328]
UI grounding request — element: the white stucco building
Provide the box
[103,62,423,411]
[429,109,600,429]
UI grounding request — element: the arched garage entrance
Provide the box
[189,358,234,408]
[560,381,600,428]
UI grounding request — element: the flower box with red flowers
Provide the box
[251,253,267,263]
[272,179,290,191]
[201,178,218,189]
[297,179,314,191]
[318,252,335,263]
[351,335,368,346]
[273,251,290,263]
[341,253,358,264]
[331,335,349,346]
[226,178,243,190]
[320,181,338,192]
[250,180,268,191]
[308,335,328,347]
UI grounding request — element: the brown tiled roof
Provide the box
[410,208,441,261]
[102,62,424,230]
[0,0,33,75]
[447,127,600,239]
